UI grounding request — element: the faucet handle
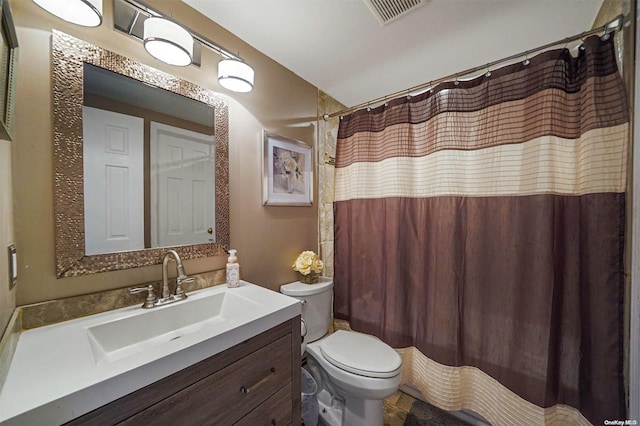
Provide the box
[175,276,194,299]
[129,285,156,308]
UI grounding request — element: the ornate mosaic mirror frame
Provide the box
[52,30,229,278]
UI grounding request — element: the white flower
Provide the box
[292,251,323,275]
[283,157,298,174]
[276,151,302,180]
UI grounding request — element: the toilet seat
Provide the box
[319,330,402,379]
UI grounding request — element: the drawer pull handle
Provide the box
[240,367,276,394]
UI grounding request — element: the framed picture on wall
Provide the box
[262,130,313,206]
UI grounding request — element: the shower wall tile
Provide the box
[319,200,327,240]
[321,165,334,204]
[323,122,338,158]
[318,90,344,279]
[321,240,334,278]
[320,202,334,244]
[318,163,326,211]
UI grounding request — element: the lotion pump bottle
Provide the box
[226,249,240,288]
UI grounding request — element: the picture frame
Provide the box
[262,130,313,206]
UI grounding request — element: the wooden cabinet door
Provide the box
[235,384,293,426]
[118,335,292,426]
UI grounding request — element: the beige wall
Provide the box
[0,137,15,334]
[11,0,319,305]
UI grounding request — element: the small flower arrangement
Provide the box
[276,150,302,180]
[292,250,323,284]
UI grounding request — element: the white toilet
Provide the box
[280,277,402,426]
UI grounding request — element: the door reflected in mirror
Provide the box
[83,64,216,255]
[52,30,229,278]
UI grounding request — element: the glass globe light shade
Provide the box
[32,0,103,27]
[143,17,193,67]
[218,58,255,93]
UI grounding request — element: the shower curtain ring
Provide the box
[523,51,530,66]
[429,81,434,94]
[601,28,611,41]
[454,77,460,86]
[485,64,492,77]
[579,34,586,51]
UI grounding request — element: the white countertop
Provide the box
[0,281,300,425]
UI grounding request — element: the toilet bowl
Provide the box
[280,278,402,426]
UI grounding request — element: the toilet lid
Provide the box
[280,278,333,296]
[320,330,402,379]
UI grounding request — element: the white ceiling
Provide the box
[183,0,604,108]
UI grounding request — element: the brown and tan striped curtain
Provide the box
[334,34,628,424]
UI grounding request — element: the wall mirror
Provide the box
[52,30,229,278]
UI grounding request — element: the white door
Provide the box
[150,122,215,247]
[83,107,144,254]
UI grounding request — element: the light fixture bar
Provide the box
[114,0,242,63]
[126,9,141,35]
[191,33,241,62]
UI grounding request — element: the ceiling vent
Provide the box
[364,0,426,25]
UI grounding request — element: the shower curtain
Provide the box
[333,34,628,424]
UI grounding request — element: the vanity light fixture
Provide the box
[114,0,256,92]
[143,17,193,67]
[218,58,255,93]
[32,0,103,27]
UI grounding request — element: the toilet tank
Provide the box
[280,277,333,343]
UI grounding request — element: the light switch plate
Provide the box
[8,244,16,290]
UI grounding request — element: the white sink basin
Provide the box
[0,281,301,425]
[87,291,260,364]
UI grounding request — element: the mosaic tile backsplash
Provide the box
[20,269,226,330]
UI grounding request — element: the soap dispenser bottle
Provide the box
[226,249,240,288]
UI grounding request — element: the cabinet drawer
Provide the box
[235,383,292,426]
[119,334,292,426]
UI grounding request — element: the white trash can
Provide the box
[301,368,319,426]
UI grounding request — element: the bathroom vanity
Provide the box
[0,282,301,425]
[69,318,299,425]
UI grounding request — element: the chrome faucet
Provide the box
[162,249,193,301]
[129,250,194,309]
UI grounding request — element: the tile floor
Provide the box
[314,390,469,426]
[384,390,419,426]
[384,390,472,426]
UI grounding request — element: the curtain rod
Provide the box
[323,14,625,120]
